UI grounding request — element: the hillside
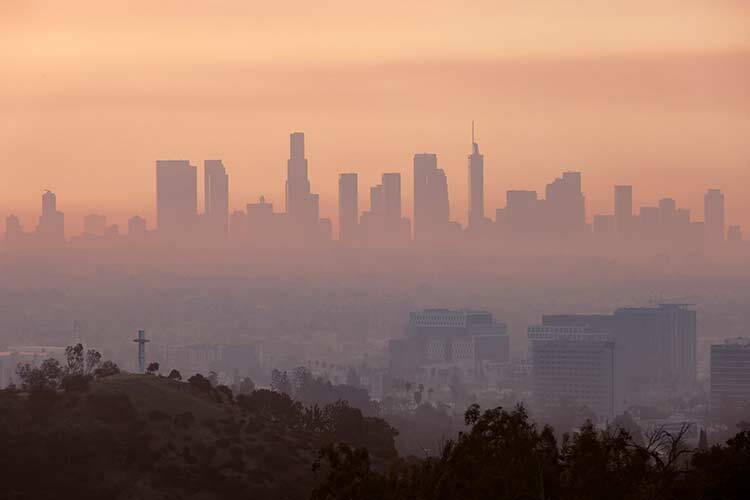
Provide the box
[0,373,336,500]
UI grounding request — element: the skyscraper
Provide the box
[381,173,402,224]
[704,189,725,241]
[413,153,449,241]
[156,160,197,238]
[614,185,633,236]
[36,190,65,243]
[285,132,315,224]
[710,338,750,413]
[127,216,147,238]
[204,160,229,238]
[529,324,617,419]
[5,215,24,243]
[338,173,358,242]
[545,171,585,233]
[467,122,484,229]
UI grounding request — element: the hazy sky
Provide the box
[1,1,749,233]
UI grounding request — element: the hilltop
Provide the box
[0,372,393,500]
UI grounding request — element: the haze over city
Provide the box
[1,2,749,499]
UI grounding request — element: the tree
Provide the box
[94,360,120,378]
[207,370,218,386]
[16,358,64,391]
[65,343,85,374]
[167,369,182,381]
[188,373,212,392]
[146,362,160,375]
[84,349,102,375]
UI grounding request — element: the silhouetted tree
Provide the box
[188,373,212,392]
[94,360,120,378]
[167,369,182,381]
[16,358,64,391]
[146,362,160,375]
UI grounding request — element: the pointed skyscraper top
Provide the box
[471,121,480,155]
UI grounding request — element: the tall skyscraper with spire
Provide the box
[467,121,485,229]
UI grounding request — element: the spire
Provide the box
[471,121,479,155]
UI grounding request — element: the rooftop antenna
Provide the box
[133,329,149,374]
[471,120,475,144]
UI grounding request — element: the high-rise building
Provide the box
[658,198,677,237]
[204,160,229,238]
[36,190,65,243]
[614,185,633,236]
[83,214,107,236]
[413,153,449,240]
[127,216,147,238]
[503,190,539,234]
[338,173,358,242]
[545,171,585,233]
[529,325,617,419]
[467,122,485,229]
[727,225,742,242]
[156,160,197,237]
[710,338,750,413]
[381,173,402,224]
[543,304,697,405]
[639,206,660,238]
[359,173,410,245]
[229,210,246,240]
[389,309,509,383]
[704,189,725,241]
[593,214,615,235]
[285,132,316,225]
[4,215,24,243]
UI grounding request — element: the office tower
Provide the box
[593,214,615,235]
[5,214,24,243]
[639,206,660,238]
[727,225,742,242]
[156,160,197,237]
[504,190,539,233]
[710,338,750,413]
[467,122,485,229]
[338,173,358,242]
[127,216,147,238]
[658,198,676,237]
[543,304,697,404]
[389,309,509,383]
[285,132,318,225]
[360,173,410,245]
[614,185,633,236]
[229,210,246,240]
[247,196,279,244]
[704,189,725,241]
[204,160,229,238]
[36,190,65,243]
[381,173,402,223]
[545,171,585,233]
[83,214,107,236]
[413,153,449,240]
[529,325,616,419]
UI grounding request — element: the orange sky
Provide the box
[1,1,749,234]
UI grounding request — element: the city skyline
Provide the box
[0,128,744,243]
[2,3,748,234]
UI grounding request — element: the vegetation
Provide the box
[2,351,748,499]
